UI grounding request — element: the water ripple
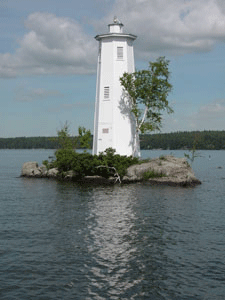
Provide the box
[1,150,225,299]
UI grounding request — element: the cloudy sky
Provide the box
[0,0,225,137]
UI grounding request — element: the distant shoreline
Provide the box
[1,130,225,150]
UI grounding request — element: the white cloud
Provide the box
[159,99,225,132]
[97,0,225,58]
[14,87,64,102]
[1,1,225,77]
[199,101,225,116]
[48,101,94,113]
[188,99,225,130]
[0,12,97,78]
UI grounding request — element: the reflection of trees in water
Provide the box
[85,185,144,298]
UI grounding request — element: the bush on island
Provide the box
[50,147,139,179]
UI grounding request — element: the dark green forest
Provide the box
[0,130,225,150]
[140,131,225,150]
[0,137,59,149]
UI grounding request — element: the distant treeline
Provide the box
[1,130,225,150]
[140,130,225,150]
[0,137,59,149]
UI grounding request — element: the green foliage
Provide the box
[159,155,167,160]
[42,159,55,170]
[53,123,94,174]
[54,149,77,172]
[42,159,50,170]
[140,130,225,150]
[78,126,92,150]
[137,158,151,164]
[52,147,139,179]
[56,122,77,150]
[184,136,201,164]
[1,130,225,150]
[0,136,59,149]
[42,160,49,167]
[98,148,139,178]
[120,56,173,134]
[45,124,92,178]
[142,169,166,180]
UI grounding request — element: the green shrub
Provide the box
[42,160,49,168]
[42,159,54,170]
[142,169,166,180]
[53,149,77,172]
[98,148,139,178]
[159,155,167,160]
[51,147,139,179]
[138,158,151,164]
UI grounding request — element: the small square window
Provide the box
[102,128,109,134]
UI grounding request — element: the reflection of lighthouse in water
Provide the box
[93,17,139,156]
[86,185,139,293]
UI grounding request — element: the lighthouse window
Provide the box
[102,128,109,134]
[104,86,110,99]
[117,47,123,59]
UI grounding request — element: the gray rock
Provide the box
[47,168,59,178]
[80,175,115,184]
[21,162,58,178]
[21,156,201,186]
[123,155,201,186]
[38,165,48,176]
[21,162,41,177]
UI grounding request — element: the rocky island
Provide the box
[21,155,201,187]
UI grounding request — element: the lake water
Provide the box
[1,149,225,299]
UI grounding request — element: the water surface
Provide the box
[0,150,225,299]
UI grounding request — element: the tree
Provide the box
[120,56,173,155]
[56,121,77,150]
[55,123,92,151]
[78,126,92,150]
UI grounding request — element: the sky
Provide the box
[0,0,225,137]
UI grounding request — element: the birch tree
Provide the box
[120,57,173,155]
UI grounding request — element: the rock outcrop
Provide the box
[123,155,201,186]
[21,162,58,178]
[21,162,42,177]
[21,155,201,186]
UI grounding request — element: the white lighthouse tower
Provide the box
[93,17,140,157]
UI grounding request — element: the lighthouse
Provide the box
[93,17,140,157]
